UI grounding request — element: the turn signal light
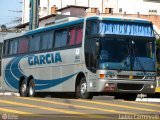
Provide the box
[99,74,105,79]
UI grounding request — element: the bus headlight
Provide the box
[107,75,118,79]
[150,85,154,89]
[147,84,155,89]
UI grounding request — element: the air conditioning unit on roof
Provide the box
[55,17,80,24]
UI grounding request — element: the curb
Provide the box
[136,98,160,102]
[0,92,20,96]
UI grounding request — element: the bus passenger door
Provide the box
[85,38,98,91]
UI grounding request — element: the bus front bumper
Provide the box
[97,79,156,94]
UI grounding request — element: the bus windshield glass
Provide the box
[99,37,155,71]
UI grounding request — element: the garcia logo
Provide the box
[28,52,62,66]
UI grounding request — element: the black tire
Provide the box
[75,84,80,98]
[114,94,122,100]
[28,79,35,97]
[19,80,27,97]
[76,77,93,99]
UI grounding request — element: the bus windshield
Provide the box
[99,37,155,71]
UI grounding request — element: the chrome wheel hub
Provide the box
[81,82,87,95]
[22,84,26,93]
[29,86,34,96]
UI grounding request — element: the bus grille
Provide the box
[117,75,144,79]
[117,83,143,90]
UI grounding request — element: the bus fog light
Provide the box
[90,82,93,87]
[150,85,154,89]
[104,83,115,91]
[105,83,109,87]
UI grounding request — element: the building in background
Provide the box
[22,0,160,23]
[20,0,160,35]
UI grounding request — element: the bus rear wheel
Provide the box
[28,79,35,97]
[19,80,27,97]
[77,77,93,99]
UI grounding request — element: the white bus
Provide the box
[1,16,156,100]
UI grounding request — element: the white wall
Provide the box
[118,0,160,15]
[22,0,30,23]
[22,0,160,24]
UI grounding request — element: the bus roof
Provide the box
[25,17,84,36]
[86,16,152,24]
[4,16,152,40]
[25,16,152,36]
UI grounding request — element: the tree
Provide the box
[156,38,160,48]
[156,38,160,75]
[1,25,7,32]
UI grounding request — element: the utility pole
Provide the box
[61,0,62,8]
[88,0,89,7]
[47,0,50,15]
[29,0,39,30]
[88,0,90,12]
[102,0,104,13]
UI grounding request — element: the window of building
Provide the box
[41,31,53,50]
[43,7,47,12]
[105,8,113,14]
[148,9,157,14]
[54,29,67,48]
[119,8,122,13]
[91,8,98,13]
[18,37,28,54]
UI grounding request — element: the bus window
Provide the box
[41,31,53,50]
[18,37,28,54]
[9,40,18,55]
[29,35,41,52]
[3,41,9,55]
[69,28,76,46]
[86,21,98,36]
[76,27,83,44]
[54,29,67,48]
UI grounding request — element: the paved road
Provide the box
[0,95,159,120]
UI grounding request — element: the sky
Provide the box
[0,0,22,27]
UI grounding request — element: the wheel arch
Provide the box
[75,72,86,91]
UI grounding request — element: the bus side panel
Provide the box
[21,48,83,92]
[2,47,85,93]
[60,47,83,92]
[2,57,19,92]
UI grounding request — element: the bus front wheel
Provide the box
[19,80,27,97]
[28,79,35,97]
[77,77,93,99]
